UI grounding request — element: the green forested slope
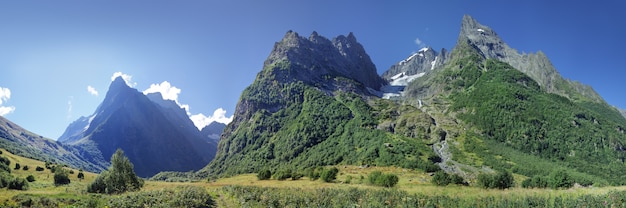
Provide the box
[410,41,626,184]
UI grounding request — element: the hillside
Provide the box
[0,116,100,172]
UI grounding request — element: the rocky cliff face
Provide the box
[59,77,216,177]
[264,31,386,91]
[382,47,449,85]
[457,15,603,103]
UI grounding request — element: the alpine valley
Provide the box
[2,14,626,206]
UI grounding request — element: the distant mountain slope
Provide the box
[59,77,216,177]
[200,122,226,143]
[0,116,100,172]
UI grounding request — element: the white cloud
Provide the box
[142,80,233,130]
[415,37,426,48]
[87,85,99,96]
[190,108,233,130]
[0,87,15,116]
[111,72,137,87]
[144,81,181,101]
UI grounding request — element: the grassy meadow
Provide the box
[2,149,626,207]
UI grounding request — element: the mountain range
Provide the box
[200,15,626,185]
[2,15,625,185]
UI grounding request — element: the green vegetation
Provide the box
[477,171,515,189]
[367,171,399,187]
[431,171,466,186]
[222,185,626,207]
[87,149,143,194]
[256,169,271,180]
[203,78,438,178]
[53,167,70,186]
[320,167,339,182]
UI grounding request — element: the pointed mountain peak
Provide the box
[109,76,132,92]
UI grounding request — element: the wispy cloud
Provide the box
[87,85,99,96]
[67,96,73,120]
[190,108,234,130]
[111,72,137,87]
[415,37,426,48]
[0,87,16,116]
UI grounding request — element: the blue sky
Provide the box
[0,1,624,139]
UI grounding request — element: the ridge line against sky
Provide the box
[0,1,624,139]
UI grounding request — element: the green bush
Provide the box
[320,167,339,182]
[305,167,321,181]
[431,171,451,186]
[22,165,29,171]
[14,163,20,170]
[257,169,271,180]
[548,169,573,189]
[35,166,44,171]
[291,172,303,180]
[273,169,292,181]
[53,167,71,186]
[0,172,11,188]
[477,171,514,189]
[87,149,143,194]
[77,172,85,180]
[368,171,399,187]
[522,175,548,189]
[8,177,29,190]
[26,175,35,182]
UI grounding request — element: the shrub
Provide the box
[548,169,573,189]
[477,171,514,189]
[432,171,451,186]
[306,167,321,180]
[26,175,35,182]
[368,171,399,187]
[273,169,292,181]
[22,165,29,171]
[0,172,11,188]
[291,172,303,180]
[320,167,339,182]
[87,149,143,194]
[257,169,271,180]
[77,172,85,180]
[69,170,75,174]
[9,177,29,190]
[14,163,20,170]
[35,166,44,171]
[53,167,71,186]
[522,175,548,189]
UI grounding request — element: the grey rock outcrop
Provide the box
[264,31,386,91]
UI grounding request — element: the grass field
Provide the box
[2,149,626,207]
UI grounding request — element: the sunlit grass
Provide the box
[2,151,626,207]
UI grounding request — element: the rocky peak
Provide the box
[382,46,449,84]
[263,31,386,91]
[455,15,603,103]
